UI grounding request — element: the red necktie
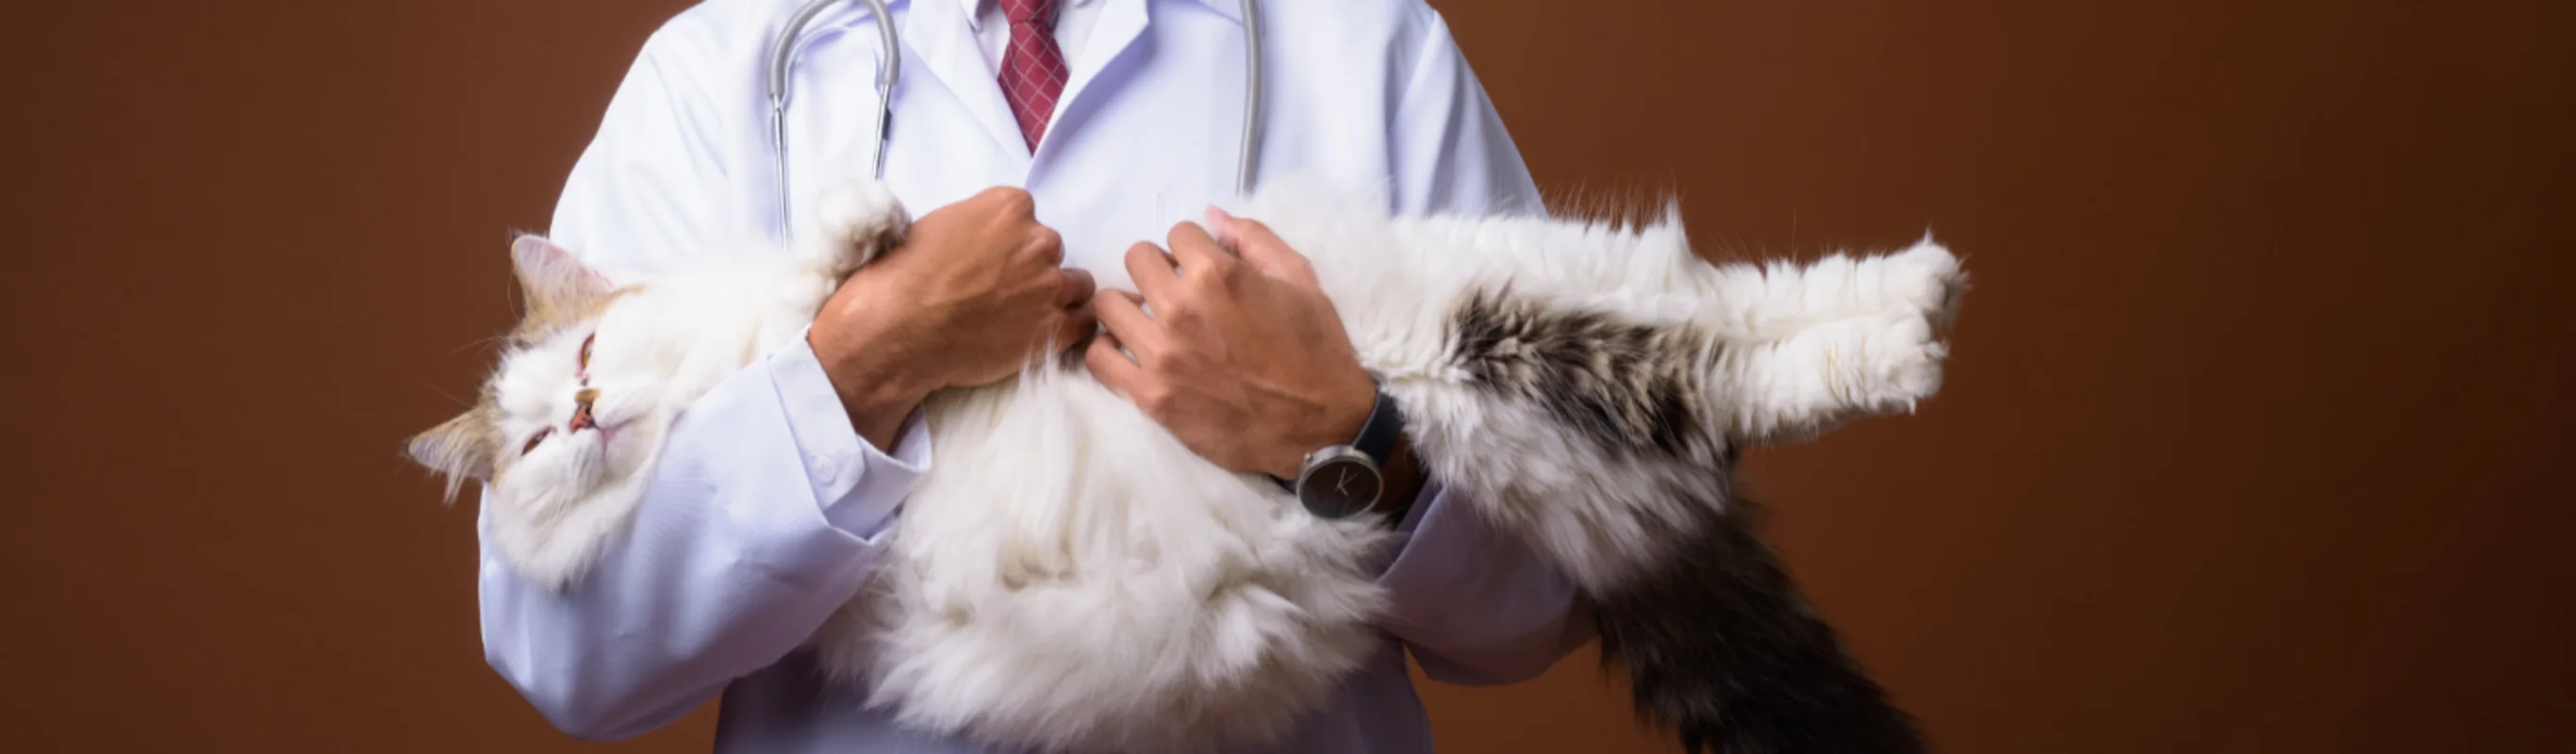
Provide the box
[998,0,1068,151]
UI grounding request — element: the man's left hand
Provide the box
[1088,208,1376,481]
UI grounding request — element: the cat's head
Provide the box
[405,237,663,506]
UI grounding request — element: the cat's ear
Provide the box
[509,234,612,316]
[405,406,500,501]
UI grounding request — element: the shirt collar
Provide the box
[957,0,1239,31]
[958,0,1092,32]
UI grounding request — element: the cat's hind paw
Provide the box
[1874,238,1968,329]
[1840,310,1948,415]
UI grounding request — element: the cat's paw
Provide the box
[815,182,910,269]
[1846,311,1947,412]
[1873,239,1968,329]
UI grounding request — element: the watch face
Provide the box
[1298,456,1382,519]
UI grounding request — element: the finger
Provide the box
[1203,206,1247,248]
[1164,221,1238,278]
[1027,224,1065,266]
[1092,289,1162,357]
[977,186,1036,219]
[1123,242,1181,303]
[1058,267,1098,309]
[1205,207,1317,287]
[1084,329,1148,395]
[1044,307,1098,359]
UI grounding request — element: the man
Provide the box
[480,0,1588,749]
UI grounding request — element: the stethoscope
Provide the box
[766,0,1264,237]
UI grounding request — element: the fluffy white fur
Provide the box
[1202,183,1961,594]
[826,368,1396,751]
[430,185,905,590]
[411,178,1964,753]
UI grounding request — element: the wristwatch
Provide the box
[1283,385,1408,522]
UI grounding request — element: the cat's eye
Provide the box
[522,427,553,455]
[578,334,595,370]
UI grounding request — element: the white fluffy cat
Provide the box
[409,179,1963,754]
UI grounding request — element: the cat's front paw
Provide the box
[815,182,911,269]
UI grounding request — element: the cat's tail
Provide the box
[1591,488,1925,754]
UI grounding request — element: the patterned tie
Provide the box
[998,0,1068,151]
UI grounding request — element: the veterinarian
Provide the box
[483,0,1587,749]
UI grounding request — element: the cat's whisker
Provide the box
[410,378,474,410]
[442,333,510,357]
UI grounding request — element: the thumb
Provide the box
[1205,207,1317,287]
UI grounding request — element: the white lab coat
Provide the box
[478,0,1588,750]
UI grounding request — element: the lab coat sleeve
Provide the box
[472,41,931,741]
[1370,10,1595,686]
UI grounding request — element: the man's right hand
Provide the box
[807,186,1098,451]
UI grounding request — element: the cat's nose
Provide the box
[570,388,600,431]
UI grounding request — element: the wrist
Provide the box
[1277,383,1421,529]
[808,322,934,451]
[1379,438,1427,523]
[1267,373,1380,480]
[841,370,931,450]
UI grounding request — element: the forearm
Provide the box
[1377,436,1428,523]
[1371,480,1593,685]
[473,26,944,738]
[810,325,933,454]
[477,340,927,740]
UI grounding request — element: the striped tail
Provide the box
[1590,488,1926,753]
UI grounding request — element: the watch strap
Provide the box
[1349,387,1404,468]
[1350,385,1417,529]
[1270,385,1405,500]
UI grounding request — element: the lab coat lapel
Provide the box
[1032,0,1148,165]
[904,0,1028,159]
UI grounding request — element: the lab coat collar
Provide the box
[904,0,1028,157]
[797,0,1240,161]
[1047,0,1147,160]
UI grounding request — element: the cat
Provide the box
[408,178,1963,754]
[405,184,906,588]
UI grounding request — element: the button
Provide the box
[814,456,838,483]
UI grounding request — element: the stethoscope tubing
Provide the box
[764,0,1262,237]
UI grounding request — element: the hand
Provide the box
[1086,208,1377,480]
[810,187,1098,450]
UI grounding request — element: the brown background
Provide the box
[4,0,2569,751]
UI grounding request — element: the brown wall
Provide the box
[5,1,2569,751]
